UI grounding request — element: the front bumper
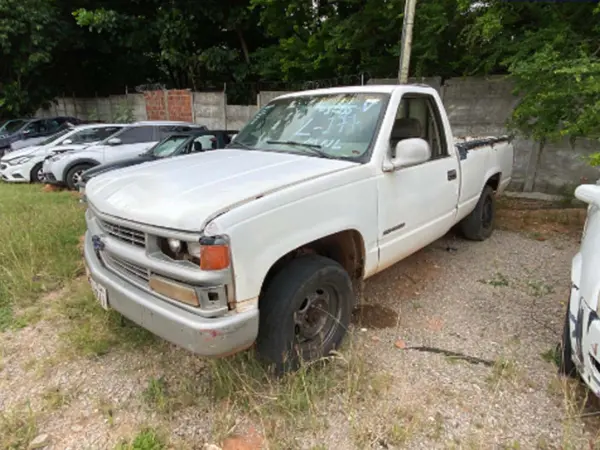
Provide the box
[42,159,64,185]
[568,254,600,397]
[0,161,31,182]
[83,222,258,357]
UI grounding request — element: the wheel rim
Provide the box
[293,284,342,355]
[73,170,84,186]
[481,196,493,228]
[36,168,45,182]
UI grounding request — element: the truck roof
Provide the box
[275,84,438,100]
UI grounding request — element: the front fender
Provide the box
[214,170,380,304]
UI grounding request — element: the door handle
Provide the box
[447,169,457,181]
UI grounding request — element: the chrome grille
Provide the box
[99,219,145,247]
[103,253,150,284]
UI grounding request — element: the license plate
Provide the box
[86,267,108,310]
[90,278,108,310]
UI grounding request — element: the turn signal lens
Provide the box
[199,235,230,271]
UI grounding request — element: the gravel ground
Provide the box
[1,228,597,450]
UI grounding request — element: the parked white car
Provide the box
[82,84,514,372]
[43,121,206,189]
[561,183,600,394]
[0,124,125,183]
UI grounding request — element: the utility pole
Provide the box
[398,0,417,84]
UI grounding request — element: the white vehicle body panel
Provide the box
[567,184,600,396]
[85,85,514,307]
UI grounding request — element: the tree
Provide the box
[0,0,63,116]
[461,0,600,175]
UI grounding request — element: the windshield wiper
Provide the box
[266,140,334,158]
[228,140,253,149]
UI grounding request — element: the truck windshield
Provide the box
[230,93,389,161]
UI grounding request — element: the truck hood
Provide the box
[85,149,357,231]
[81,155,154,184]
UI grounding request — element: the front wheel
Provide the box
[459,185,496,241]
[256,255,355,374]
[29,162,45,183]
[65,164,92,190]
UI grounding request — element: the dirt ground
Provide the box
[1,197,599,450]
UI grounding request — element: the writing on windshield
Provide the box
[232,93,388,160]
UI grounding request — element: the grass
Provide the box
[41,386,78,411]
[0,402,38,450]
[0,184,85,330]
[55,278,157,357]
[115,428,167,450]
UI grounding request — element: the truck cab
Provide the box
[83,85,513,373]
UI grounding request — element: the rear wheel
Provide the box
[256,255,355,374]
[560,302,578,378]
[66,164,92,190]
[29,162,44,183]
[460,185,496,241]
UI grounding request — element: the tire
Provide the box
[65,164,93,190]
[256,254,355,374]
[559,303,578,378]
[29,162,45,183]
[459,185,496,241]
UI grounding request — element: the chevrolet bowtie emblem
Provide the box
[92,235,105,251]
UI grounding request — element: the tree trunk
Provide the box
[236,27,250,65]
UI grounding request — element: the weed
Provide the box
[541,346,561,367]
[142,377,170,413]
[96,396,117,426]
[479,272,509,287]
[42,386,77,411]
[527,280,555,297]
[115,427,166,450]
[0,402,37,450]
[487,358,518,385]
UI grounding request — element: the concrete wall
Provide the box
[36,94,148,123]
[36,78,600,194]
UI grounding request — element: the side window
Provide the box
[389,95,447,161]
[95,127,123,141]
[191,134,217,152]
[117,126,155,144]
[44,119,61,133]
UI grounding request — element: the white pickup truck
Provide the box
[83,85,513,372]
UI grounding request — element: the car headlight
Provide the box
[7,156,32,165]
[49,153,68,162]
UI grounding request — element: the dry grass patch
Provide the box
[496,196,586,239]
[0,402,38,450]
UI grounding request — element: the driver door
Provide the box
[377,93,459,271]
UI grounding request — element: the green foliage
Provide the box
[0,0,599,157]
[0,0,63,116]
[113,101,135,123]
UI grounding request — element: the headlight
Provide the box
[49,153,67,162]
[7,156,31,165]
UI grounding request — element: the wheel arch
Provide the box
[62,158,101,181]
[258,229,366,308]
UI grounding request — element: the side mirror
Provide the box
[383,138,431,172]
[61,139,73,145]
[107,137,122,146]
